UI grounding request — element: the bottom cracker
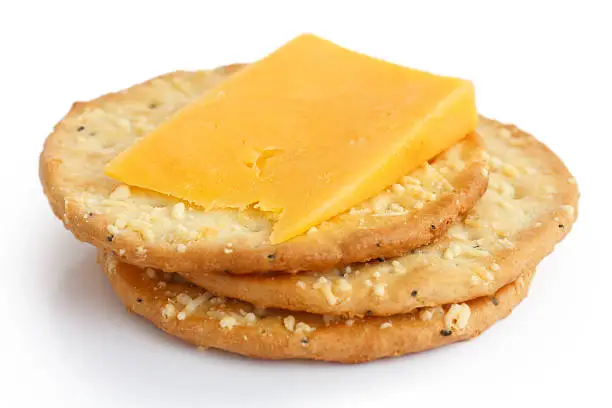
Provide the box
[101,251,534,363]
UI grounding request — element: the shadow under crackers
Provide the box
[33,213,456,405]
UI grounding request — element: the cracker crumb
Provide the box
[283,315,296,332]
[176,293,192,305]
[424,192,437,201]
[334,278,352,293]
[345,319,354,327]
[114,218,127,229]
[443,242,462,260]
[176,243,187,253]
[105,256,118,275]
[171,202,186,219]
[568,177,577,185]
[161,303,176,320]
[448,160,466,172]
[209,296,226,305]
[419,308,434,321]
[472,266,494,282]
[461,244,489,258]
[391,260,406,274]
[444,303,471,331]
[447,226,469,240]
[219,316,238,330]
[501,163,519,178]
[178,294,210,320]
[145,268,157,279]
[480,168,489,178]
[141,228,155,242]
[107,224,120,236]
[176,224,198,241]
[244,312,257,325]
[313,277,338,306]
[482,268,495,281]
[373,283,386,297]
[296,280,306,289]
[391,183,405,195]
[402,175,421,186]
[380,321,393,329]
[295,322,316,334]
[109,185,131,200]
[389,203,406,213]
[373,196,391,212]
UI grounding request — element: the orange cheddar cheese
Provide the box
[105,34,477,244]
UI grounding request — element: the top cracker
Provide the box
[40,65,488,275]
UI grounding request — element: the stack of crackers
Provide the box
[40,65,578,363]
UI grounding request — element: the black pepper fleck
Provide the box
[88,212,94,217]
[366,310,373,316]
[430,224,437,231]
[148,103,158,109]
[376,242,382,248]
[89,132,96,137]
[107,235,114,242]
[491,297,499,306]
[300,337,309,345]
[376,257,385,262]
[267,253,276,261]
[440,329,453,336]
[76,126,85,132]
[411,290,418,297]
[136,297,143,303]
[558,224,565,229]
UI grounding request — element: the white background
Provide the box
[1,1,610,407]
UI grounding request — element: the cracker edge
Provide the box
[101,250,536,364]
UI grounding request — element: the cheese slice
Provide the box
[105,34,477,244]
